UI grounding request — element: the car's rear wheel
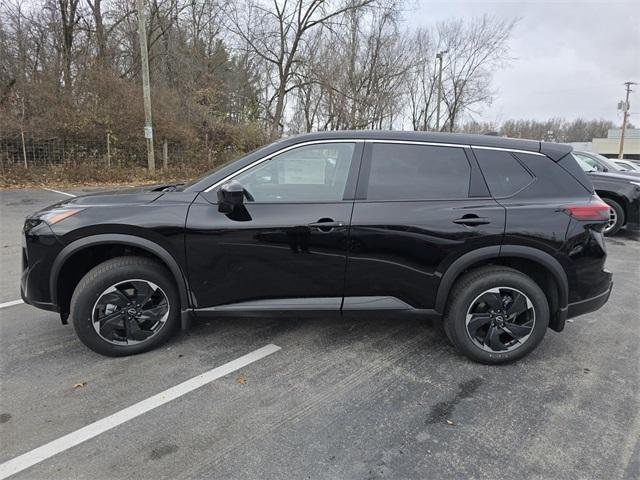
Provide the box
[70,256,179,356]
[444,266,549,364]
[602,198,624,236]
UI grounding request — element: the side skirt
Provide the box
[189,296,441,322]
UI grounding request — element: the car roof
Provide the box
[279,130,571,161]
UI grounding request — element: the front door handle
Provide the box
[453,215,490,226]
[308,221,345,228]
[308,219,345,232]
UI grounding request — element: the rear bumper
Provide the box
[567,279,613,319]
[20,289,59,313]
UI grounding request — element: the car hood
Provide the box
[587,171,640,181]
[40,184,178,211]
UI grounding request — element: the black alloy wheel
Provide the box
[91,279,170,345]
[71,256,179,356]
[444,266,549,364]
[465,287,535,353]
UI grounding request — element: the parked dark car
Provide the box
[573,153,640,235]
[614,159,640,172]
[573,150,640,178]
[22,131,614,364]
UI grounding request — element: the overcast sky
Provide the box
[407,0,640,125]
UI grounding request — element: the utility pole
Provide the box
[618,81,636,159]
[136,0,155,172]
[435,50,447,132]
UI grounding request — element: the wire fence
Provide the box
[0,132,213,169]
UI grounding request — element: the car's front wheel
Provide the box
[70,256,179,356]
[444,266,549,364]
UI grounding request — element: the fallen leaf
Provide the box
[236,375,247,385]
[73,382,87,389]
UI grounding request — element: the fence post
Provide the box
[106,132,111,168]
[163,138,168,170]
[20,129,28,168]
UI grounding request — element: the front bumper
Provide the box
[567,279,613,319]
[21,219,64,313]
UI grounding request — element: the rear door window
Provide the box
[474,149,534,197]
[364,143,471,200]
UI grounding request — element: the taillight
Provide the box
[562,197,610,221]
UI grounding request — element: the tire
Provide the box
[602,198,624,236]
[443,266,549,365]
[70,256,179,356]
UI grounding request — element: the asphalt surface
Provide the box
[0,187,639,480]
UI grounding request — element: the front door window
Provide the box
[232,143,355,202]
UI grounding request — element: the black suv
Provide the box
[22,131,613,364]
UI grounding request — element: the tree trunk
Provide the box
[89,0,107,66]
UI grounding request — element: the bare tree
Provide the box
[57,0,82,97]
[438,15,517,131]
[1,0,525,173]
[290,0,410,131]
[499,118,614,142]
[225,0,375,138]
[406,26,437,130]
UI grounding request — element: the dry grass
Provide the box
[0,162,216,189]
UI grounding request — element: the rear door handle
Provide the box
[453,216,490,226]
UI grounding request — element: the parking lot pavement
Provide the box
[1,187,639,480]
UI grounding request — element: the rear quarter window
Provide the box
[558,154,595,193]
[474,150,533,197]
[513,152,591,198]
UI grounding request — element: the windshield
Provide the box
[574,152,625,173]
[573,153,603,172]
[573,154,597,172]
[591,153,626,172]
[614,160,640,172]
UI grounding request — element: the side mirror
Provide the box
[217,180,245,213]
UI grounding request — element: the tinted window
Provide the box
[366,144,470,200]
[234,143,355,202]
[514,152,589,198]
[474,150,533,197]
[558,154,594,193]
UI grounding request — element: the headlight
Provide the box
[39,208,84,225]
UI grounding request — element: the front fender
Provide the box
[50,234,192,320]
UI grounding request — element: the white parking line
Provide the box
[42,187,76,198]
[0,300,24,309]
[0,343,281,479]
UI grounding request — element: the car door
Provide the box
[185,140,363,311]
[343,141,505,311]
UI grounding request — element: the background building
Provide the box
[591,129,640,160]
